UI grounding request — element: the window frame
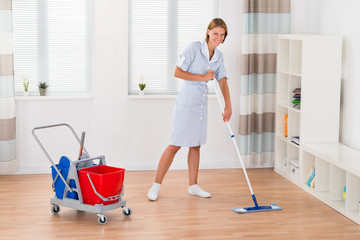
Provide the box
[12,0,92,97]
[128,0,219,96]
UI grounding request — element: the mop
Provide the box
[77,131,94,168]
[210,79,282,213]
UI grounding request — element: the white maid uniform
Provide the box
[169,39,228,147]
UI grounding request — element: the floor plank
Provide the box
[1,169,360,239]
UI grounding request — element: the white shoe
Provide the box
[188,184,211,198]
[147,182,161,201]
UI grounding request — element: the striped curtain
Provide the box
[0,0,17,174]
[239,0,291,167]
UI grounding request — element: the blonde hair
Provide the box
[205,18,228,43]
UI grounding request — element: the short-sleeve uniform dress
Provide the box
[169,39,228,147]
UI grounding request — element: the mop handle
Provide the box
[210,79,255,198]
[78,132,85,160]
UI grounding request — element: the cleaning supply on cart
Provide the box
[51,156,78,200]
[78,132,85,160]
[78,165,125,205]
[32,123,132,224]
[77,132,94,169]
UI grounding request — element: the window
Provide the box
[128,0,218,95]
[12,0,91,96]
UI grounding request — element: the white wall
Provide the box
[14,0,243,174]
[290,0,308,33]
[292,0,360,150]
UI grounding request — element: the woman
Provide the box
[148,18,232,201]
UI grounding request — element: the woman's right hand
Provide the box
[202,70,215,81]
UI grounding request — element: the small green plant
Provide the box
[22,74,29,92]
[38,82,49,89]
[139,83,146,91]
[23,80,29,91]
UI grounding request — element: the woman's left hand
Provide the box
[222,105,232,122]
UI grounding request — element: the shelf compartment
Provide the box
[287,144,299,181]
[289,75,301,110]
[290,40,302,75]
[275,137,287,170]
[276,72,289,106]
[289,159,299,181]
[332,200,346,210]
[346,173,360,212]
[329,165,346,201]
[275,106,288,139]
[278,39,290,73]
[287,142,299,161]
[288,110,300,143]
[301,150,315,185]
[315,157,329,192]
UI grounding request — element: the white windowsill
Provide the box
[128,94,217,100]
[15,94,216,101]
[15,95,93,101]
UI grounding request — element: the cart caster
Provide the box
[122,207,132,217]
[51,204,60,215]
[97,213,107,225]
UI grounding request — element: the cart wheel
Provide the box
[51,204,60,214]
[122,207,132,217]
[97,215,108,225]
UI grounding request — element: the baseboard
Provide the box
[0,159,19,175]
[10,160,274,175]
[12,166,50,175]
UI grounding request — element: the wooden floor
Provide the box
[1,168,360,239]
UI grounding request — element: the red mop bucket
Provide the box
[78,165,125,205]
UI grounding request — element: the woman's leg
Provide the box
[148,145,181,201]
[187,146,200,185]
[187,146,211,198]
[155,145,181,184]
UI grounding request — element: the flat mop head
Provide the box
[232,203,282,214]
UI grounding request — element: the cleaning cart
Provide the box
[32,123,132,224]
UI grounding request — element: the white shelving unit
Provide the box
[275,34,342,180]
[301,143,360,224]
[273,35,360,224]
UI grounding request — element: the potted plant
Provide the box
[138,75,146,95]
[38,82,49,96]
[23,74,29,96]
